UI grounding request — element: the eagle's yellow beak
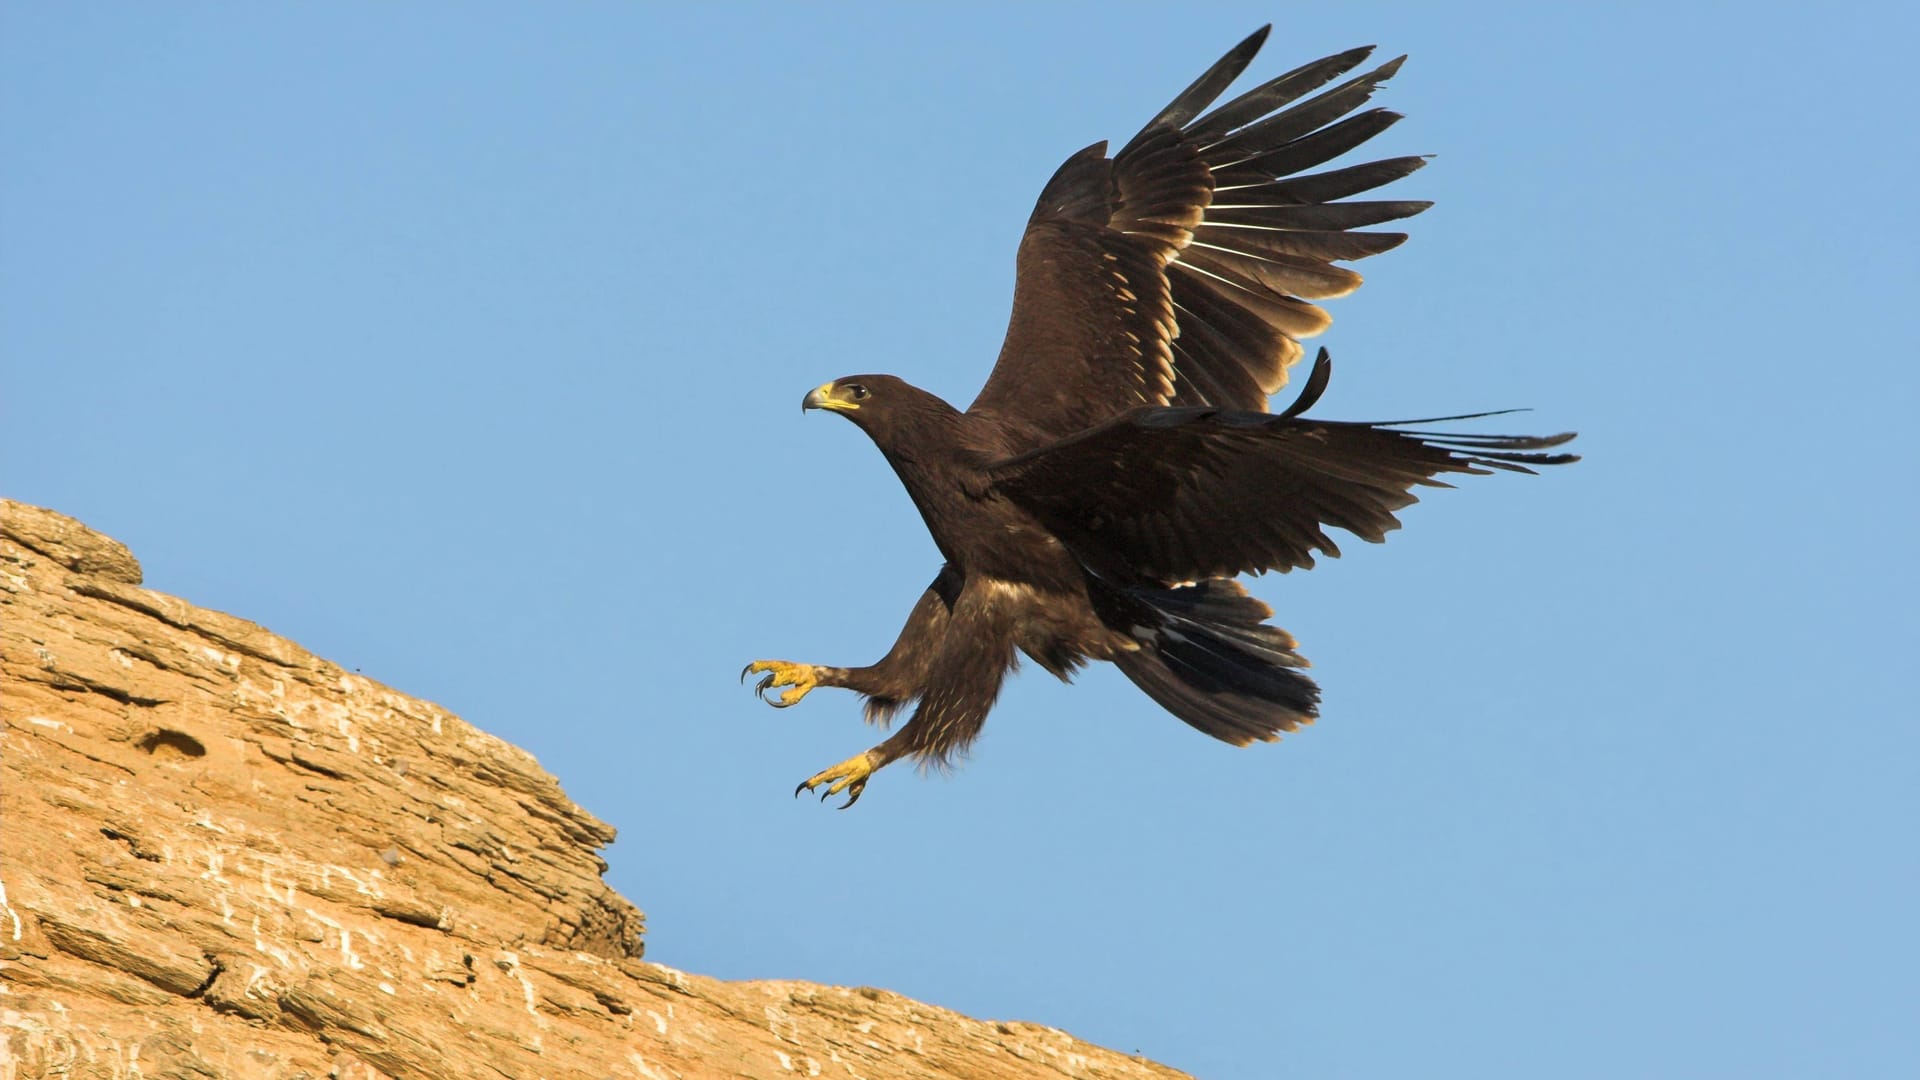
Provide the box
[802,382,858,413]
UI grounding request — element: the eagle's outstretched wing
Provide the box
[988,351,1580,585]
[967,26,1429,447]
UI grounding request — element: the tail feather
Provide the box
[1108,579,1319,746]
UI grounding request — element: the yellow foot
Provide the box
[795,751,878,809]
[741,660,819,708]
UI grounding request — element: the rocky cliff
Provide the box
[0,500,1189,1080]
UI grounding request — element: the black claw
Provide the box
[794,782,809,799]
[837,790,863,810]
[819,789,831,803]
[755,672,807,708]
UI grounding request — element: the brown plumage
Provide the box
[743,26,1577,807]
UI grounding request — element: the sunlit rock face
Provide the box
[0,499,1189,1080]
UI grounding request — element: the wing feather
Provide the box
[1194,225,1410,263]
[1202,200,1432,231]
[1215,155,1428,201]
[1209,109,1410,189]
[1179,243,1363,301]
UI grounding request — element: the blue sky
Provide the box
[5,4,1916,1077]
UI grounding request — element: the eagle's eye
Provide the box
[847,384,870,401]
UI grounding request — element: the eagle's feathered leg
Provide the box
[743,566,958,715]
[794,580,1015,808]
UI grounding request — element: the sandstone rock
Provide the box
[0,500,1190,1080]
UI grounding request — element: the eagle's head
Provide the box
[802,375,955,443]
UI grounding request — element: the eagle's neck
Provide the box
[863,397,1000,565]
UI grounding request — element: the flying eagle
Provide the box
[744,26,1576,807]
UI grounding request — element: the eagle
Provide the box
[744,26,1576,807]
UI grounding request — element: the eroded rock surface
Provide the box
[0,500,1190,1080]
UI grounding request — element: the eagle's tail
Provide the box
[1106,578,1320,746]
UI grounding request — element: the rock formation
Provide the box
[0,500,1189,1080]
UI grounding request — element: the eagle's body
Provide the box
[746,28,1577,806]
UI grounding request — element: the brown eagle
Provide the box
[744,26,1576,807]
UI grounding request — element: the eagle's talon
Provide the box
[795,751,877,809]
[741,660,818,708]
